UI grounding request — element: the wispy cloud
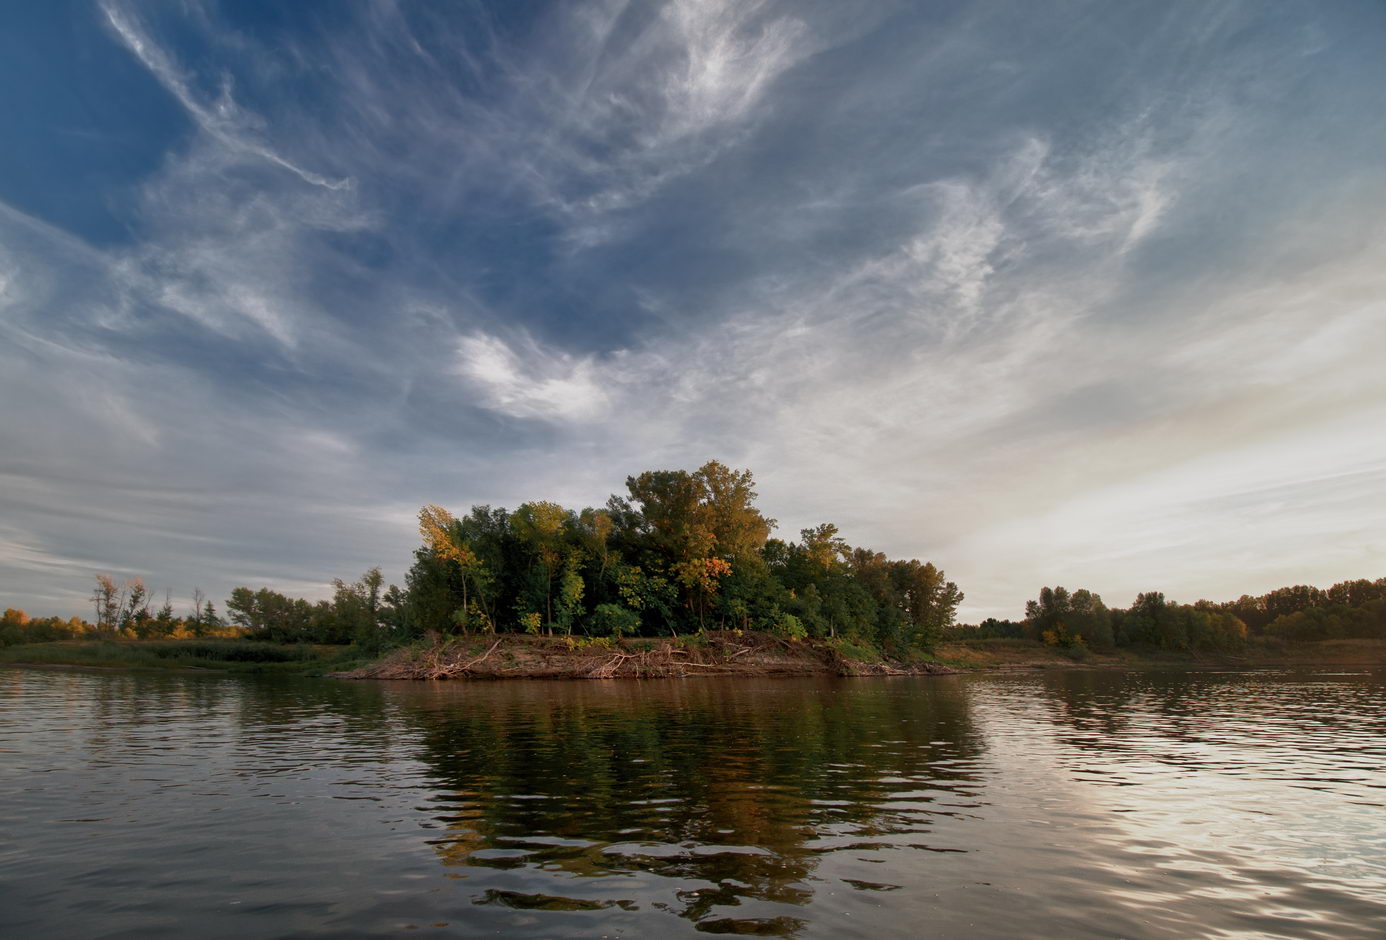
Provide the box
[650,0,811,143]
[100,0,352,191]
[455,332,611,422]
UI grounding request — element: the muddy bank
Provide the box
[337,632,957,680]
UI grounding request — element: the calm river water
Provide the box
[2,666,1384,937]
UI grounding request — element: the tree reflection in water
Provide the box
[390,677,984,934]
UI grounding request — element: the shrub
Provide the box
[774,612,806,640]
[589,603,640,638]
[832,638,879,661]
[145,639,316,663]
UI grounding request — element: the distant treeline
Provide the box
[952,577,1386,652]
[1,575,240,647]
[0,570,390,650]
[6,460,1383,657]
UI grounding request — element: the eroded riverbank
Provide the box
[339,631,957,680]
[6,636,1384,680]
[339,634,1386,681]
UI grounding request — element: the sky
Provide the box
[2,0,1384,622]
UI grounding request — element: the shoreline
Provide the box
[5,636,1383,680]
[933,636,1386,672]
[335,634,1386,681]
[0,660,226,675]
[335,632,958,681]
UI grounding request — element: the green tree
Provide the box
[696,460,775,563]
[332,567,387,650]
[1069,589,1114,650]
[510,501,572,633]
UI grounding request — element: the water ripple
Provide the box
[1,667,1383,937]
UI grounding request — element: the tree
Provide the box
[1,608,31,647]
[226,587,263,634]
[1118,592,1179,648]
[118,578,150,636]
[379,584,407,637]
[332,567,388,649]
[402,547,463,636]
[200,600,223,635]
[801,524,848,571]
[554,555,586,635]
[146,590,178,639]
[673,556,732,630]
[696,460,775,563]
[188,588,207,636]
[576,508,615,579]
[609,563,678,634]
[890,560,955,647]
[1068,589,1114,650]
[625,469,714,568]
[92,574,122,637]
[419,504,490,632]
[1327,578,1386,609]
[510,501,571,633]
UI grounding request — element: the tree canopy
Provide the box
[391,460,961,650]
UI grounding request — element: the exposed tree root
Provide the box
[336,631,958,681]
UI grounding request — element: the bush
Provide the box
[774,612,806,640]
[831,638,880,661]
[143,639,317,663]
[564,635,613,651]
[589,603,640,638]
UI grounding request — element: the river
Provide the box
[2,666,1384,937]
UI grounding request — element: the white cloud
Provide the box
[455,332,611,422]
[100,0,352,191]
[309,0,821,243]
[655,0,810,142]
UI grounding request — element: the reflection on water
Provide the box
[404,680,981,935]
[2,667,1384,937]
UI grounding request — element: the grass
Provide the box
[829,637,882,662]
[0,639,370,674]
[952,636,1045,650]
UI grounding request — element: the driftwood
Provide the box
[463,638,503,670]
[420,637,503,679]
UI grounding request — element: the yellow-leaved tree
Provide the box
[419,504,488,633]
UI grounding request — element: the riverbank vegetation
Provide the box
[0,638,367,674]
[948,577,1386,660]
[3,460,1384,676]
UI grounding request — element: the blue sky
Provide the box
[2,0,1384,621]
